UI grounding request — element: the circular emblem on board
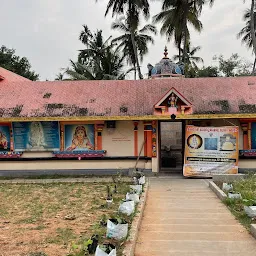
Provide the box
[187,134,203,149]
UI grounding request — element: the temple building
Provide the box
[0,49,256,177]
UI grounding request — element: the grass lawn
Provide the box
[0,181,131,256]
[219,174,256,230]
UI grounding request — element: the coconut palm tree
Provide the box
[78,26,112,65]
[153,0,214,64]
[173,43,203,69]
[153,1,202,63]
[238,8,256,73]
[111,17,157,79]
[55,72,65,81]
[97,0,150,79]
[66,48,134,80]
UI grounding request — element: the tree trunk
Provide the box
[182,2,188,64]
[252,56,256,75]
[130,29,143,79]
[178,37,182,62]
[134,65,137,80]
[250,0,256,75]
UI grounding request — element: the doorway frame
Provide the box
[158,120,186,173]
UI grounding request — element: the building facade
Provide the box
[0,54,256,176]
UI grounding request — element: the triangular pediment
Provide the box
[154,87,193,116]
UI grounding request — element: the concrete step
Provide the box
[145,203,225,209]
[135,250,256,256]
[142,207,228,213]
[139,224,244,233]
[141,212,234,220]
[137,231,252,241]
[148,191,217,201]
[141,217,238,225]
[135,240,256,255]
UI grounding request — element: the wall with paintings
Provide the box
[63,124,95,151]
[13,122,60,152]
[0,124,11,151]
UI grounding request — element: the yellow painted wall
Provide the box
[239,159,256,169]
[102,120,144,157]
[0,159,150,171]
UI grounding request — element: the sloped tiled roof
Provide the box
[0,67,31,85]
[0,67,256,119]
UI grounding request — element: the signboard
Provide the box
[13,121,60,151]
[0,125,11,151]
[64,124,95,151]
[183,125,239,177]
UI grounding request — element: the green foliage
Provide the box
[223,173,256,230]
[214,53,241,77]
[111,17,157,79]
[0,45,39,80]
[66,26,134,80]
[197,66,219,77]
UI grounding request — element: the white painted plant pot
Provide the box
[95,246,116,256]
[138,176,146,185]
[106,199,113,207]
[130,185,142,195]
[244,206,256,218]
[228,192,242,200]
[126,192,140,203]
[222,183,233,192]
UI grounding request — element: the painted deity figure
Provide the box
[28,122,46,148]
[168,93,178,108]
[221,135,235,151]
[0,131,8,150]
[67,126,94,151]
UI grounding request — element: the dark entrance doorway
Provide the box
[160,121,184,174]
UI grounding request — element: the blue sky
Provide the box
[0,0,252,80]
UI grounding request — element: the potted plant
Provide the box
[106,217,128,240]
[243,199,256,218]
[228,191,242,200]
[95,243,116,256]
[106,186,113,207]
[222,183,233,192]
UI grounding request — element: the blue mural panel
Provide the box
[252,123,256,149]
[64,124,95,151]
[13,121,60,151]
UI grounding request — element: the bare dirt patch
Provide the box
[0,182,129,256]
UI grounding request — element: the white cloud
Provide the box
[0,0,253,80]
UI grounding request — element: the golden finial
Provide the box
[163,46,169,59]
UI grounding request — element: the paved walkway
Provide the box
[135,176,256,256]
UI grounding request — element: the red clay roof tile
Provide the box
[0,67,256,118]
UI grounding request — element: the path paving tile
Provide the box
[135,177,256,256]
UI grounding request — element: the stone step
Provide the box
[139,224,244,233]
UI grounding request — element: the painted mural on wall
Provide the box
[251,122,256,149]
[65,124,94,151]
[0,125,10,151]
[184,125,239,177]
[13,122,60,151]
